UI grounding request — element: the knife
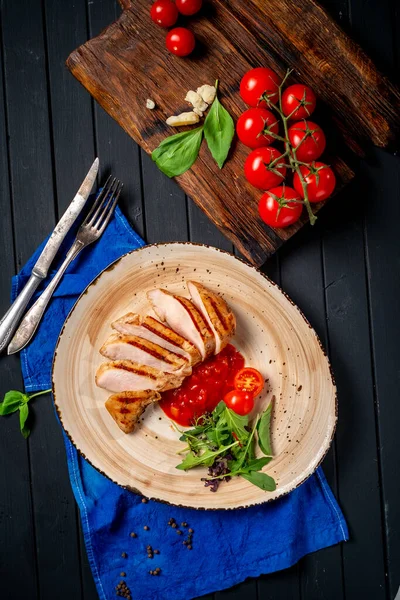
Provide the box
[0,158,99,354]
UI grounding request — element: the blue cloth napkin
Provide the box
[12,204,348,600]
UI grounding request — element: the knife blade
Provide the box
[0,157,99,353]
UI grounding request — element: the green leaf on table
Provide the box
[204,83,235,169]
[0,390,28,415]
[151,126,204,178]
[257,399,274,456]
[19,403,30,439]
[241,470,276,491]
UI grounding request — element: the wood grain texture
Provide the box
[66,0,355,266]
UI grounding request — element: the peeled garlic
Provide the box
[197,84,216,105]
[146,98,156,109]
[193,107,204,117]
[166,112,200,127]
[185,90,208,113]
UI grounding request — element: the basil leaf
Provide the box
[204,88,234,169]
[0,390,27,415]
[151,126,204,178]
[257,399,274,456]
[242,471,276,491]
[19,403,30,439]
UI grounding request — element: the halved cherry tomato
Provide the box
[293,162,336,203]
[234,367,264,397]
[240,67,281,107]
[287,120,326,162]
[282,84,316,120]
[223,390,254,416]
[236,108,279,149]
[150,0,179,27]
[176,0,202,15]
[166,27,196,57]
[259,186,302,228]
[244,147,287,190]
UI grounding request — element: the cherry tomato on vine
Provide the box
[234,368,264,397]
[150,0,179,27]
[259,186,302,228]
[293,162,336,203]
[244,147,287,190]
[282,84,316,120]
[236,108,279,149]
[287,120,326,162]
[166,27,196,56]
[176,0,202,15]
[240,67,281,107]
[223,390,255,416]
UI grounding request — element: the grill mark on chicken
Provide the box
[176,296,213,336]
[113,361,158,380]
[126,338,176,365]
[208,296,230,332]
[141,323,188,358]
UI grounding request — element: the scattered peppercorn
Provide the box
[121,552,127,558]
[130,532,137,538]
[181,522,187,527]
[188,528,193,533]
[187,544,192,550]
[120,572,126,577]
[171,522,177,528]
[142,498,148,503]
[144,525,149,531]
[176,529,182,535]
[115,579,131,598]
[154,549,160,554]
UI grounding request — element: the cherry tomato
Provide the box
[176,0,202,15]
[236,108,278,149]
[293,162,336,203]
[234,368,264,397]
[150,0,179,27]
[282,84,316,120]
[166,27,196,57]
[224,390,255,416]
[244,147,287,190]
[288,120,326,162]
[259,186,302,228]
[240,67,281,107]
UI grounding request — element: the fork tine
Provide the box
[92,178,121,230]
[98,182,123,234]
[84,175,115,227]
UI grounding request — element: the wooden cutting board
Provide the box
[67,0,400,266]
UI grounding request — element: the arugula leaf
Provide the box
[221,407,249,443]
[242,471,276,491]
[176,441,238,471]
[19,403,30,439]
[257,399,274,456]
[151,126,204,178]
[204,81,234,169]
[245,457,272,471]
[0,390,28,415]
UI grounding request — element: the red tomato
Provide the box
[176,0,202,15]
[236,108,279,149]
[166,27,196,57]
[288,120,326,162]
[282,84,316,120]
[234,368,264,397]
[259,186,302,228]
[244,147,287,190]
[150,0,179,27]
[293,162,336,203]
[224,390,254,416]
[240,67,281,107]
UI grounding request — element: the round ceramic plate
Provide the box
[52,243,336,509]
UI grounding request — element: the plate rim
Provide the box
[51,241,338,509]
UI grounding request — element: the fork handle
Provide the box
[7,240,84,354]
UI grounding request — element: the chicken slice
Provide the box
[105,390,160,434]
[112,313,201,366]
[96,360,185,393]
[100,333,191,376]
[147,289,215,360]
[187,281,236,354]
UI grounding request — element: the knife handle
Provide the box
[7,241,84,354]
[0,274,43,354]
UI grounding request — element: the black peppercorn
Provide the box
[144,525,149,531]
[176,529,182,535]
[142,498,148,503]
[181,522,187,527]
[121,552,127,558]
[130,532,137,538]
[188,528,194,533]
[154,549,160,554]
[171,522,177,528]
[187,544,192,550]
[120,572,126,577]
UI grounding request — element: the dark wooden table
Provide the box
[0,1,399,599]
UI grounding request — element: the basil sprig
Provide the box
[0,388,51,438]
[151,80,234,177]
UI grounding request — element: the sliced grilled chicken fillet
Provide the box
[105,390,161,434]
[112,313,201,366]
[147,288,215,359]
[187,281,236,354]
[96,360,185,393]
[100,333,192,376]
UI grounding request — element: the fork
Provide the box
[7,176,123,355]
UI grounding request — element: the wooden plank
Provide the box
[0,16,39,598]
[66,0,354,266]
[1,1,82,598]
